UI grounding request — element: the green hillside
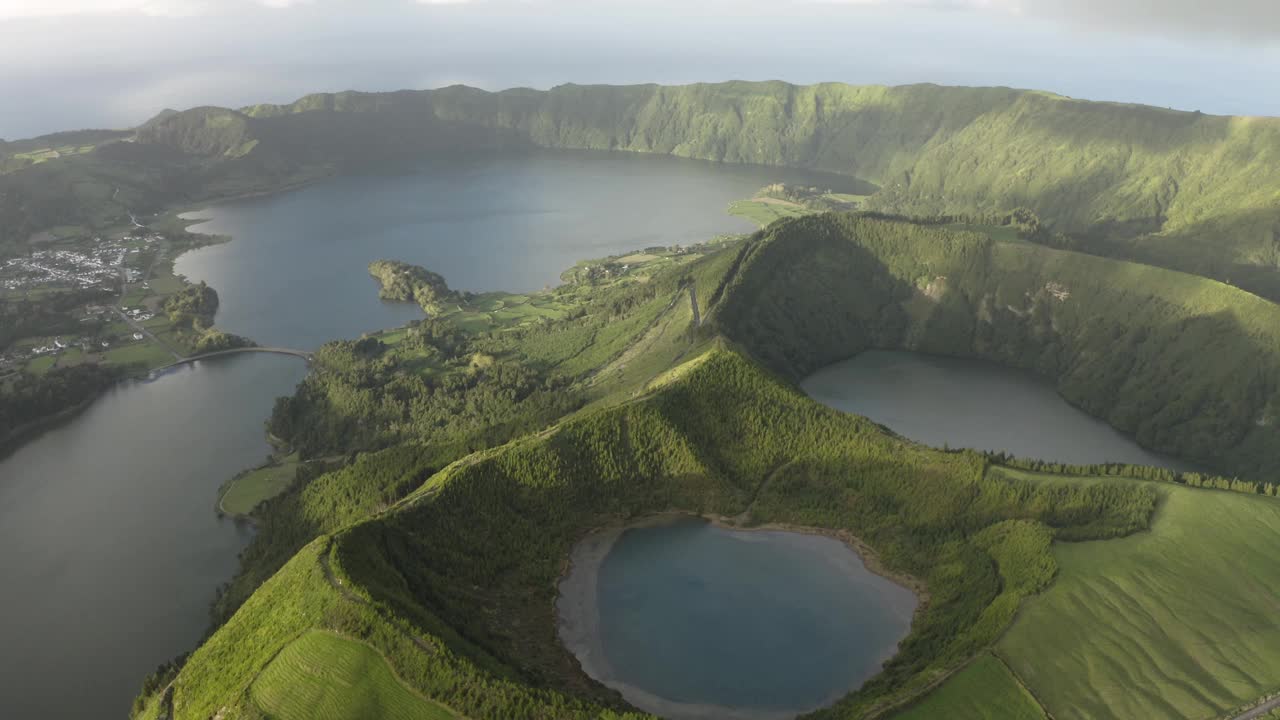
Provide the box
[132,213,1280,720]
[250,631,460,720]
[157,345,1159,720]
[998,468,1280,720]
[893,654,1046,720]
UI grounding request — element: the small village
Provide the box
[0,232,161,292]
[0,230,177,377]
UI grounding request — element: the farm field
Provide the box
[25,355,56,375]
[894,654,1046,720]
[249,631,461,720]
[997,469,1280,720]
[101,342,173,368]
[435,292,572,334]
[219,454,300,516]
[727,197,814,226]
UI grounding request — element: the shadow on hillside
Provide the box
[712,214,1280,480]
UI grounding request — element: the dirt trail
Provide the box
[731,460,793,524]
[317,544,439,656]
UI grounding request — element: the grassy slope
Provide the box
[997,468,1280,720]
[155,216,1280,720]
[162,344,1160,720]
[893,654,1046,720]
[329,348,1162,720]
[250,631,460,720]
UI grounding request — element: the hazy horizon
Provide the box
[2,0,1279,139]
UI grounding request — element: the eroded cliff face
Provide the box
[711,214,1280,477]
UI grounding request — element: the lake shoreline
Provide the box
[555,511,924,720]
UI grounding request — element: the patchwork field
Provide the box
[249,631,460,720]
[894,654,1046,720]
[997,470,1280,720]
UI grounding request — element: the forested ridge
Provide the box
[156,347,1159,720]
[132,211,1280,720]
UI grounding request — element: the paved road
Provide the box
[113,307,182,360]
[1231,695,1280,720]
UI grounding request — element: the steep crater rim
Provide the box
[556,513,919,720]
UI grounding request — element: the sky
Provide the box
[1,0,1278,139]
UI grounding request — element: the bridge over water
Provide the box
[153,346,314,373]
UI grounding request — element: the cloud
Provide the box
[1029,0,1280,41]
[0,0,312,18]
[815,0,1280,42]
[4,0,1279,43]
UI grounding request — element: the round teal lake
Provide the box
[558,517,917,720]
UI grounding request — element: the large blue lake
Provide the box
[176,150,845,349]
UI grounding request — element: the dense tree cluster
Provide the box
[987,451,1280,498]
[368,259,461,312]
[191,329,254,354]
[268,328,582,457]
[163,281,218,330]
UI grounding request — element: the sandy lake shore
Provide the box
[555,512,923,720]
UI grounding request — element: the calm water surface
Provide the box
[559,518,916,720]
[0,355,306,718]
[176,150,848,349]
[803,350,1188,469]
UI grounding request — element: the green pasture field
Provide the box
[893,654,1046,720]
[997,468,1280,720]
[727,198,813,227]
[101,342,172,368]
[25,355,56,375]
[249,630,460,720]
[220,455,301,516]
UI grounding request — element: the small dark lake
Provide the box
[558,517,917,720]
[802,350,1189,469]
